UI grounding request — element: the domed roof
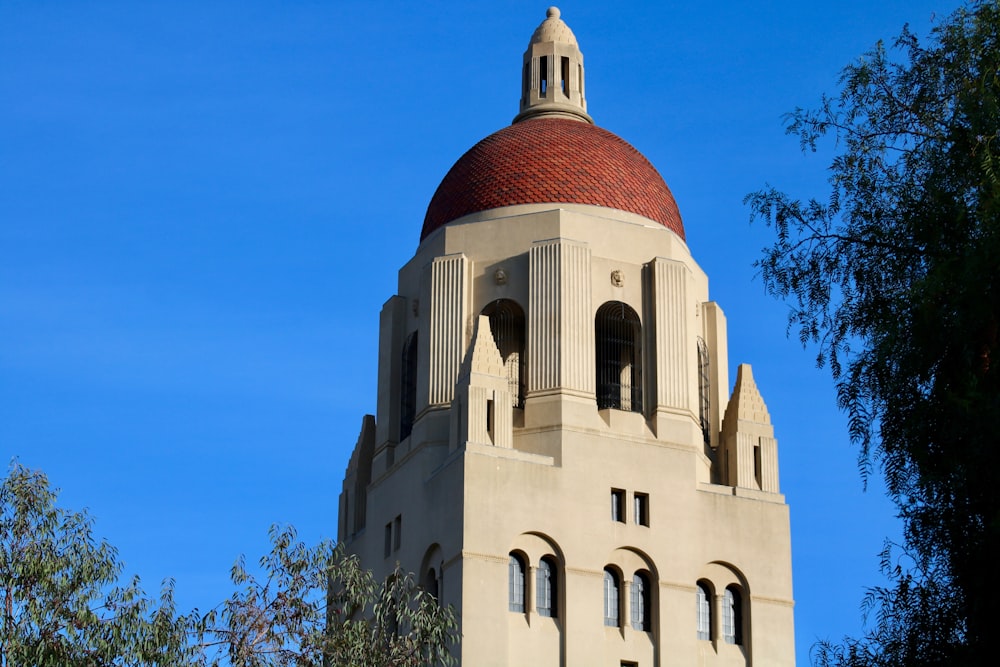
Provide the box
[529,6,577,47]
[421,117,685,240]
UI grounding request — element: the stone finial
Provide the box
[529,6,577,47]
[452,316,513,449]
[721,364,780,493]
[459,315,505,379]
[723,364,772,429]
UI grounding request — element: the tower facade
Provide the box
[339,8,795,666]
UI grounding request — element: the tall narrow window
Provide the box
[696,582,712,640]
[482,300,525,407]
[522,61,530,104]
[611,489,625,523]
[603,568,620,627]
[596,301,642,412]
[539,56,548,96]
[697,338,711,445]
[399,332,418,440]
[509,553,526,613]
[723,586,743,645]
[383,522,392,558]
[634,492,649,527]
[537,556,557,618]
[754,443,763,489]
[561,56,570,96]
[631,572,651,631]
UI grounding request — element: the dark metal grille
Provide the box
[595,301,642,412]
[399,332,418,440]
[698,338,711,445]
[482,299,525,408]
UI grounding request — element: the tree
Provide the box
[197,525,458,667]
[1,461,458,666]
[0,461,190,666]
[746,2,1000,664]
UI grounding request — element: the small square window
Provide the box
[621,661,638,667]
[611,489,625,523]
[634,493,649,527]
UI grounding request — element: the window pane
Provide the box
[634,493,648,526]
[604,569,619,627]
[724,587,741,644]
[509,555,525,612]
[611,489,624,522]
[537,558,555,617]
[632,573,650,631]
[697,584,711,640]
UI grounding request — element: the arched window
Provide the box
[595,301,642,413]
[482,299,526,408]
[603,568,621,627]
[696,582,712,640]
[537,556,557,618]
[631,571,651,631]
[723,586,743,645]
[399,332,418,440]
[697,338,711,445]
[508,553,526,613]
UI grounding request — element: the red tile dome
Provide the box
[421,117,684,241]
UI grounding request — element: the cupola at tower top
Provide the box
[514,7,591,124]
[420,6,685,241]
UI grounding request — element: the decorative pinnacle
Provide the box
[547,6,560,19]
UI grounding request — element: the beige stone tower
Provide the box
[339,7,795,666]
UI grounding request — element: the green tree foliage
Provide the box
[197,525,458,667]
[746,2,1000,664]
[0,462,189,666]
[1,462,458,666]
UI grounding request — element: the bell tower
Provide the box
[339,8,796,666]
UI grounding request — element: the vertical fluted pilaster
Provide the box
[759,436,779,492]
[529,239,592,394]
[429,254,469,407]
[650,258,691,411]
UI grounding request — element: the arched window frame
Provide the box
[595,301,643,413]
[399,331,418,440]
[481,299,526,408]
[696,581,712,640]
[631,571,652,631]
[603,567,621,627]
[723,585,743,645]
[508,553,526,613]
[536,556,558,618]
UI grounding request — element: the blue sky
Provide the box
[1,1,959,664]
